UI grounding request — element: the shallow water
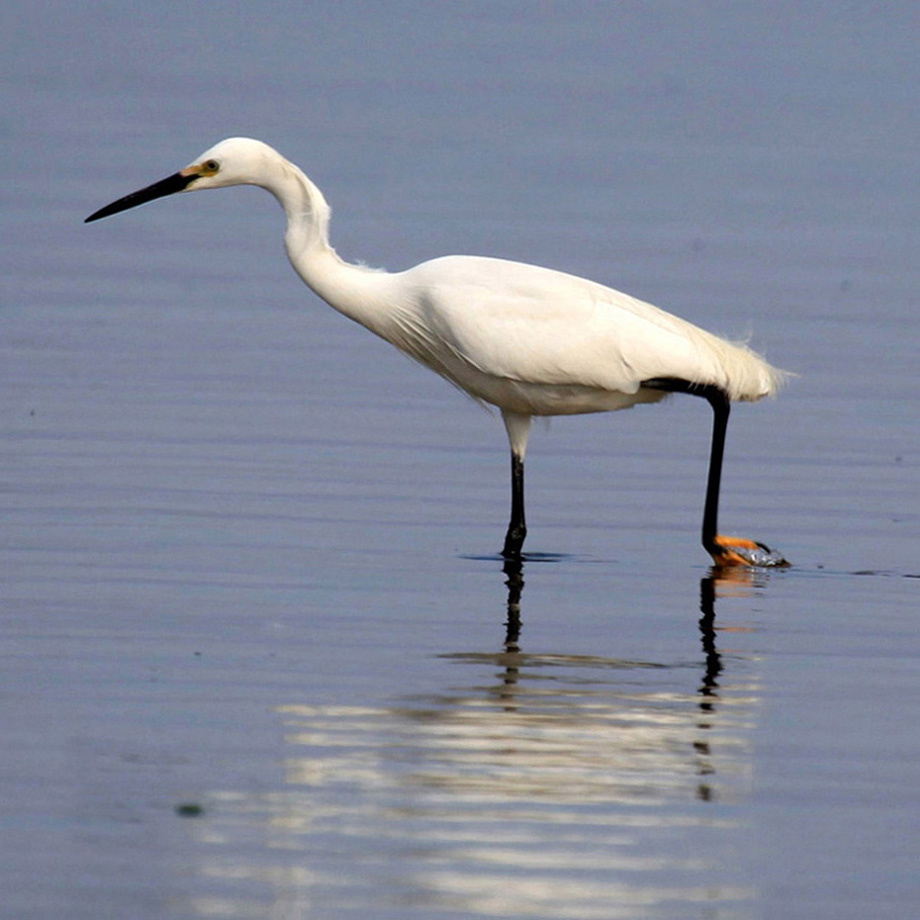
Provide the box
[3,3,919,919]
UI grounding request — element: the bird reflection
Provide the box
[181,561,770,920]
[490,555,769,803]
[494,554,759,710]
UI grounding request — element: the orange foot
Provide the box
[710,535,789,568]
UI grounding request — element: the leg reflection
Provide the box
[695,573,722,801]
[495,556,524,704]
[502,555,524,649]
[698,574,722,707]
[694,564,768,801]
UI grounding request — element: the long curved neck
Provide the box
[260,158,391,336]
[272,160,332,259]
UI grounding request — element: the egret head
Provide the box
[84,137,279,223]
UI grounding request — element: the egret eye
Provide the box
[203,159,220,174]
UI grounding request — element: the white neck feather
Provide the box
[259,155,393,337]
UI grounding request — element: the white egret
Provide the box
[86,137,787,566]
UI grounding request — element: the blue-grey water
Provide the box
[2,3,918,918]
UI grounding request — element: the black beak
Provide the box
[85,170,198,223]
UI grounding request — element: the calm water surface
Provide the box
[2,3,918,919]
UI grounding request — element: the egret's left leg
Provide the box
[500,411,532,559]
[502,450,527,558]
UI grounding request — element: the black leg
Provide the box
[700,388,730,558]
[501,451,527,558]
[642,378,729,557]
[642,377,787,566]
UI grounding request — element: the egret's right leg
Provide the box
[642,378,787,567]
[699,387,788,567]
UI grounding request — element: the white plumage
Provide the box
[387,254,781,408]
[86,137,787,566]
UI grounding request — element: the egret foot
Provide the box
[710,535,789,568]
